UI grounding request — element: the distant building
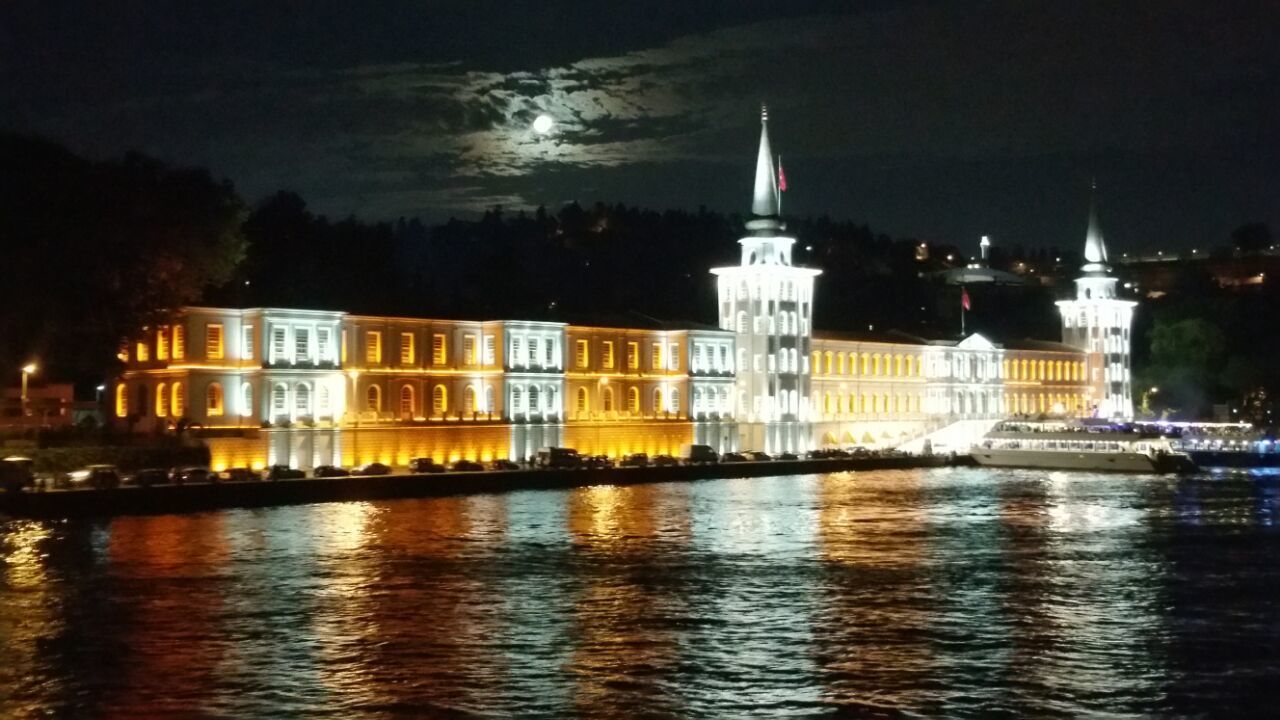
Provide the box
[1,383,75,429]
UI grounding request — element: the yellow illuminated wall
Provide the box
[563,421,696,458]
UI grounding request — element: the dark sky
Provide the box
[3,0,1277,253]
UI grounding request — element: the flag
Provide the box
[961,287,971,311]
[777,156,787,192]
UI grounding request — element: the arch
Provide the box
[155,382,168,417]
[115,384,128,417]
[205,382,224,417]
[433,384,448,415]
[895,355,904,377]
[366,384,381,413]
[653,387,664,414]
[240,382,253,417]
[544,385,557,415]
[527,385,539,414]
[294,383,311,417]
[171,381,185,417]
[512,385,523,413]
[272,383,288,418]
[575,386,589,415]
[627,386,640,414]
[399,384,414,418]
[824,351,834,375]
[823,392,833,414]
[485,385,495,414]
[602,386,614,413]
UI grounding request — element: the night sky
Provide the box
[3,0,1277,252]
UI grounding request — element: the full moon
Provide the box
[532,114,554,134]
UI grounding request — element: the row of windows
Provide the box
[1003,358,1085,382]
[571,386,684,415]
[812,351,922,378]
[732,311,809,336]
[570,339,683,372]
[130,325,187,363]
[365,383,494,417]
[818,392,924,416]
[363,331,493,367]
[510,335,560,370]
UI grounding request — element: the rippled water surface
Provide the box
[3,468,1280,718]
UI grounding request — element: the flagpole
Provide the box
[960,287,967,337]
[776,154,783,215]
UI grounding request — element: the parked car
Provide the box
[409,457,447,474]
[619,453,649,468]
[170,466,211,484]
[680,444,719,465]
[746,451,772,462]
[583,455,614,470]
[220,467,263,482]
[488,459,520,471]
[80,464,122,489]
[777,452,799,461]
[266,464,305,480]
[450,459,484,472]
[1,456,35,492]
[314,465,351,478]
[536,447,582,469]
[352,463,391,476]
[720,452,748,463]
[128,468,171,487]
[652,454,678,467]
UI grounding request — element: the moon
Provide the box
[532,114,554,134]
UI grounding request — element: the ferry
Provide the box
[972,420,1197,473]
[1169,423,1280,469]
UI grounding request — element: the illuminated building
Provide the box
[114,109,1116,468]
[1055,184,1136,419]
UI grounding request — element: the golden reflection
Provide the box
[0,521,59,710]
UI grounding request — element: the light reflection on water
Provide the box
[3,468,1280,718]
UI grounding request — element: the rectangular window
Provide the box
[545,340,555,367]
[483,335,495,365]
[206,324,224,360]
[627,342,639,370]
[528,337,539,366]
[668,343,679,370]
[401,332,415,365]
[157,328,170,360]
[602,341,615,369]
[173,325,185,359]
[317,328,331,362]
[242,325,254,360]
[651,342,662,371]
[341,329,348,364]
[366,331,382,364]
[432,333,446,365]
[576,339,589,368]
[136,340,150,362]
[294,327,309,362]
[272,327,286,362]
[464,334,477,365]
[512,337,523,367]
[693,344,703,371]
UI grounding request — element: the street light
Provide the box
[20,363,38,417]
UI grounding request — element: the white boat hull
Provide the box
[971,447,1190,473]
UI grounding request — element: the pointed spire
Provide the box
[1083,178,1109,268]
[751,104,780,218]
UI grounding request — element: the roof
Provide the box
[566,312,725,333]
[813,329,931,346]
[931,266,1026,285]
[1001,338,1082,353]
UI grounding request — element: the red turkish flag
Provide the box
[777,157,787,192]
[961,287,971,311]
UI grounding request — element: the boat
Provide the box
[971,420,1197,473]
[1170,425,1280,468]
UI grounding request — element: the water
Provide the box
[3,468,1279,718]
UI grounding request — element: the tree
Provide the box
[1142,317,1226,418]
[1231,222,1271,256]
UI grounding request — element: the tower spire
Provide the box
[751,104,780,218]
[1083,178,1109,270]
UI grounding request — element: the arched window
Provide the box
[527,385,540,414]
[317,384,330,414]
[294,383,311,417]
[670,388,680,414]
[171,381,185,417]
[395,385,412,418]
[653,387,664,414]
[155,382,168,417]
[464,385,478,414]
[737,348,747,374]
[693,387,703,413]
[115,384,128,417]
[366,384,381,412]
[575,387,589,415]
[738,281,749,299]
[206,382,224,417]
[873,354,882,376]
[485,385,495,413]
[823,393,832,414]
[736,311,748,333]
[241,382,253,417]
[627,386,640,414]
[811,351,821,374]
[545,385,557,415]
[433,384,448,415]
[602,387,614,413]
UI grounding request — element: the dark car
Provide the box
[450,459,484,472]
[488,459,520,471]
[267,464,306,480]
[352,463,391,476]
[583,455,614,470]
[777,452,799,461]
[314,465,351,478]
[0,457,35,492]
[619,453,649,468]
[721,452,749,463]
[409,457,447,474]
[170,466,211,484]
[746,451,772,462]
[652,454,678,467]
[220,467,263,482]
[128,468,171,487]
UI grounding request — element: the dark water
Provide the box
[3,468,1280,719]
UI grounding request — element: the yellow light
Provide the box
[21,363,37,375]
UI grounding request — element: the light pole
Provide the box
[20,363,37,418]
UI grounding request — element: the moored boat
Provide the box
[972,420,1197,473]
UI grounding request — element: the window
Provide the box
[528,385,540,413]
[432,384,447,415]
[341,329,348,364]
[366,331,382,364]
[206,324,224,360]
[651,342,662,370]
[270,384,286,418]
[272,327,287,362]
[171,382,184,417]
[317,328,331,362]
[399,385,414,418]
[512,386,523,413]
[627,342,639,370]
[115,384,128,417]
[158,328,170,360]
[242,325,254,360]
[432,334,447,365]
[512,337,523,367]
[693,344,703,372]
[294,383,311,416]
[135,340,150,362]
[483,335,495,365]
[155,383,168,417]
[545,386,557,413]
[206,382,224,416]
[627,387,640,413]
[464,334,477,365]
[485,386,495,413]
[400,332,415,365]
[602,387,614,413]
[545,338,555,367]
[576,387,589,414]
[241,383,253,417]
[366,385,381,412]
[671,388,680,413]
[173,325,185,359]
[736,311,748,333]
[317,385,330,414]
[294,327,309,362]
[603,341,615,369]
[528,338,539,366]
[576,339,589,368]
[668,343,679,370]
[653,387,664,414]
[464,385,477,414]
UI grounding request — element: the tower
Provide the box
[711,106,821,452]
[1055,183,1136,419]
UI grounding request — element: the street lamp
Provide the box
[20,363,37,417]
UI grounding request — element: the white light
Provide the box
[532,114,554,134]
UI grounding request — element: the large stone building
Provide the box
[113,110,1126,470]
